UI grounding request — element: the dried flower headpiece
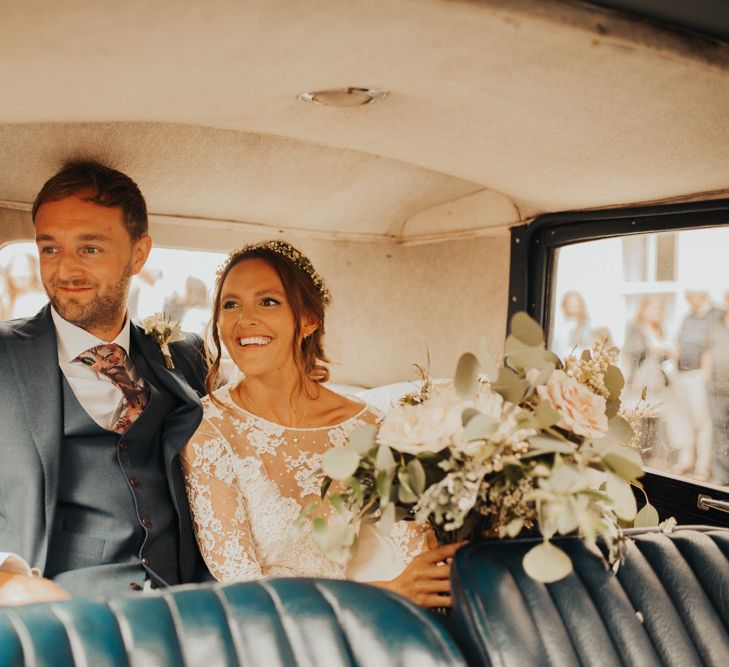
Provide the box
[217,240,331,305]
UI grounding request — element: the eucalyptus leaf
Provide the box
[407,458,427,495]
[506,345,551,373]
[329,493,345,515]
[504,334,533,357]
[542,351,562,368]
[349,424,378,455]
[549,464,585,493]
[461,407,481,427]
[510,311,545,347]
[534,400,560,429]
[578,488,611,503]
[534,361,556,387]
[605,398,621,419]
[604,365,625,400]
[377,502,396,536]
[322,448,360,481]
[556,504,579,535]
[376,469,394,503]
[602,445,644,481]
[397,469,418,503]
[606,416,633,444]
[606,471,637,521]
[348,477,363,501]
[522,541,573,583]
[493,367,529,403]
[375,444,396,473]
[633,502,660,528]
[312,517,356,559]
[463,413,500,441]
[454,352,481,399]
[525,435,577,456]
[515,410,537,430]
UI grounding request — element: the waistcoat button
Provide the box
[129,582,142,591]
[129,477,141,488]
[141,516,152,528]
[119,441,129,452]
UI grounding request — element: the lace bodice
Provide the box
[181,387,426,583]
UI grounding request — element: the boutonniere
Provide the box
[141,313,185,369]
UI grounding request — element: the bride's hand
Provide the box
[375,541,465,608]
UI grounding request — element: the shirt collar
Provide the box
[51,306,132,364]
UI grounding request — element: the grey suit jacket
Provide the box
[0,304,210,583]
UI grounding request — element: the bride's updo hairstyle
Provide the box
[206,240,332,398]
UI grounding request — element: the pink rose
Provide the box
[537,370,608,439]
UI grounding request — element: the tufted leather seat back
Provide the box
[450,526,729,667]
[0,578,467,667]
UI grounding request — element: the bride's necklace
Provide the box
[235,382,311,440]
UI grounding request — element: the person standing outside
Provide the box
[702,291,729,485]
[0,161,208,604]
[671,288,722,481]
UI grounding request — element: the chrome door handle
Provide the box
[697,494,729,514]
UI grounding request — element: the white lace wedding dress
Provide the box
[180,387,426,583]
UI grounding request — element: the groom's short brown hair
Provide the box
[32,160,148,241]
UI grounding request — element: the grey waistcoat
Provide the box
[45,351,181,598]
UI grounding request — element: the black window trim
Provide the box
[507,197,729,528]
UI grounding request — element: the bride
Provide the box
[180,240,460,608]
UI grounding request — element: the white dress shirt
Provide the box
[51,306,145,430]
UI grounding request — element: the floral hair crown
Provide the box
[217,240,332,305]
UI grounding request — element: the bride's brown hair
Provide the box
[205,241,331,401]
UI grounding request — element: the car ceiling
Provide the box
[1,0,728,243]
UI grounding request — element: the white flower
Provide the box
[472,385,504,420]
[377,396,462,455]
[537,370,608,439]
[142,312,185,368]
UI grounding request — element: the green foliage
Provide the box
[301,310,659,586]
[454,352,481,399]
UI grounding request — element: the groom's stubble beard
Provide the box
[45,260,133,331]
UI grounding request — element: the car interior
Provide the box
[1,1,728,665]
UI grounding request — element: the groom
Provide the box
[0,161,208,602]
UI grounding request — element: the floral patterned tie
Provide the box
[75,343,150,433]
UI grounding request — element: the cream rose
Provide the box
[537,370,608,439]
[377,397,462,455]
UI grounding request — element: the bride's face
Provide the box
[218,258,301,378]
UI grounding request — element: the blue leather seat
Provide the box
[450,526,729,667]
[0,578,467,667]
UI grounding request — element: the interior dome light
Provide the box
[298,87,388,107]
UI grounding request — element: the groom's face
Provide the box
[35,191,151,335]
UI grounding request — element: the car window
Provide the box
[0,242,224,338]
[548,228,729,489]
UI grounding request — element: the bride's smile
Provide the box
[237,336,273,348]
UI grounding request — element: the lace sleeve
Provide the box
[180,419,262,583]
[387,520,429,568]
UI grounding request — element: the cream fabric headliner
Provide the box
[1,0,728,240]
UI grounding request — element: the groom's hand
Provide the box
[0,572,70,606]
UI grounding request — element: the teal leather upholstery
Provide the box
[0,578,467,667]
[450,526,729,667]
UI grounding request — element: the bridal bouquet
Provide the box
[307,312,658,583]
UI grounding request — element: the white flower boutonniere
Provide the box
[141,313,185,369]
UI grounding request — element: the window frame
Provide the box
[508,198,729,527]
